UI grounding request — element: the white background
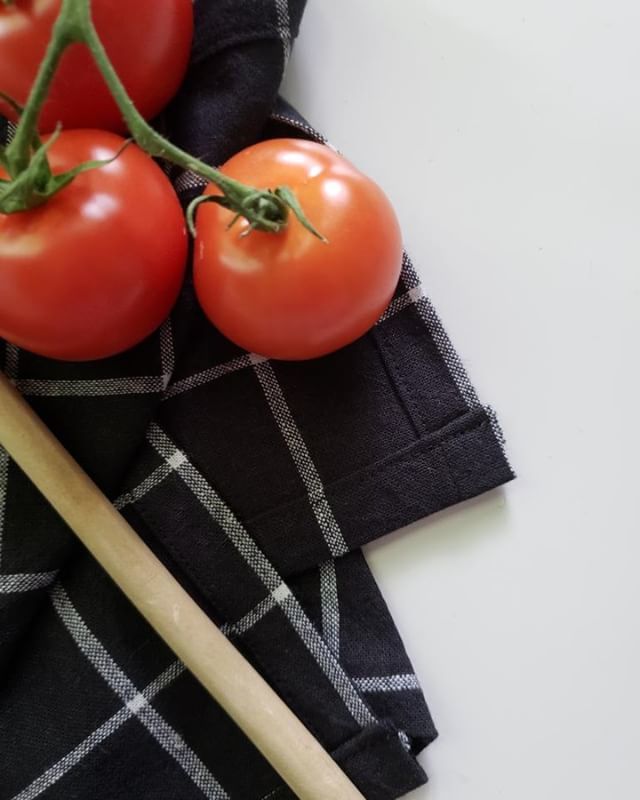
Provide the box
[282,2,640,798]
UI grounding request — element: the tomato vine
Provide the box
[0,0,321,237]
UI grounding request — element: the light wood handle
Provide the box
[0,372,365,800]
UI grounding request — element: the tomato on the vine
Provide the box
[0,0,193,133]
[193,139,403,361]
[0,130,187,361]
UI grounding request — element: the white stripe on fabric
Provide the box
[164,354,266,399]
[252,360,348,558]
[399,254,480,409]
[12,661,185,800]
[484,403,512,467]
[4,120,17,143]
[174,169,208,196]
[276,591,373,725]
[397,252,421,290]
[274,0,292,60]
[0,448,8,569]
[0,572,58,594]
[319,560,340,656]
[268,113,329,145]
[221,594,278,638]
[113,461,176,510]
[353,674,421,694]
[148,425,281,592]
[377,286,423,324]
[147,424,374,728]
[159,318,175,389]
[14,376,166,397]
[50,585,229,800]
[413,294,480,408]
[272,582,292,604]
[5,343,19,379]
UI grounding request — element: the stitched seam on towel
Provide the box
[243,416,491,531]
[372,324,426,437]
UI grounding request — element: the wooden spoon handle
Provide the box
[0,372,365,800]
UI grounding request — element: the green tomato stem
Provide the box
[4,0,78,175]
[1,0,325,236]
[77,7,281,216]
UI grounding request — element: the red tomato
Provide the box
[0,0,193,133]
[0,130,187,361]
[193,139,403,360]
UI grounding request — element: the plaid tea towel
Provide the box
[0,2,513,798]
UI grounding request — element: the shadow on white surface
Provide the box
[365,487,511,566]
[365,487,512,799]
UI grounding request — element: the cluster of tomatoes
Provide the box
[0,0,402,363]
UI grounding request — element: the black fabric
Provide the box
[0,2,513,798]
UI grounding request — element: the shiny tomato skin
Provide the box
[0,130,187,361]
[0,0,193,133]
[194,139,403,361]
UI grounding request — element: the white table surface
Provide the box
[282,2,640,798]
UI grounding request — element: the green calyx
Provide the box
[186,186,328,240]
[0,126,131,214]
[0,0,324,239]
[0,90,133,214]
